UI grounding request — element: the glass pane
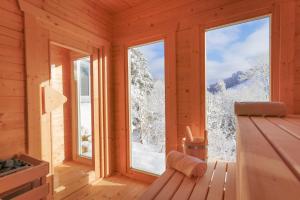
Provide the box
[205,17,270,161]
[128,41,166,175]
[75,57,92,159]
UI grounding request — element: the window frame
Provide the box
[124,34,177,182]
[192,9,279,139]
[204,16,272,161]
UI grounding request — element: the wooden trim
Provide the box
[92,48,101,177]
[123,33,177,182]
[24,14,52,173]
[70,53,93,167]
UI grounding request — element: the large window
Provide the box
[74,57,92,159]
[128,41,166,175]
[205,17,271,161]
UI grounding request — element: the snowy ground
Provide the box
[79,102,92,158]
[131,142,165,175]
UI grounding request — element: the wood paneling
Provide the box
[0,0,112,165]
[24,0,112,40]
[92,0,150,13]
[0,0,25,159]
[112,0,299,179]
[295,0,300,113]
[50,45,72,167]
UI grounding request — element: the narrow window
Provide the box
[205,17,271,161]
[128,41,166,175]
[74,57,92,159]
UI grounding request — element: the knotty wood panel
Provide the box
[0,0,25,159]
[0,0,112,167]
[24,0,112,40]
[112,0,299,178]
[50,44,72,167]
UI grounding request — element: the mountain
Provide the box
[207,66,268,94]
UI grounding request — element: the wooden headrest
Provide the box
[166,151,207,178]
[234,102,287,117]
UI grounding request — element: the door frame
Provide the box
[20,0,112,184]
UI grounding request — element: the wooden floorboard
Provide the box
[63,175,149,200]
[53,162,96,200]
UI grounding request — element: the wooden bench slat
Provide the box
[171,176,196,200]
[189,162,216,200]
[237,117,300,200]
[224,162,236,200]
[252,117,300,180]
[139,169,176,200]
[267,117,300,140]
[285,116,300,126]
[206,161,227,200]
[154,172,184,200]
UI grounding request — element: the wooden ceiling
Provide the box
[92,0,148,13]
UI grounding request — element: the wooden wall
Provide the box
[112,0,299,175]
[0,0,112,159]
[0,0,25,158]
[295,0,300,113]
[50,44,72,167]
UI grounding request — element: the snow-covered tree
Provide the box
[129,48,154,144]
[207,64,270,161]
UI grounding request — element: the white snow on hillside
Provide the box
[206,65,270,161]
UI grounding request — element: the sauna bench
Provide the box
[139,161,236,200]
[236,115,300,200]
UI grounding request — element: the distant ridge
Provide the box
[207,66,268,93]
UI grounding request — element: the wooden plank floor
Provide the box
[53,161,149,200]
[63,175,149,200]
[53,161,96,200]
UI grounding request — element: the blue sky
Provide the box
[133,41,165,80]
[206,17,270,84]
[131,17,270,84]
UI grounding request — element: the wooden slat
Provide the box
[224,163,236,200]
[139,169,176,200]
[171,176,196,200]
[252,117,300,180]
[236,116,300,200]
[12,184,48,200]
[154,172,184,200]
[189,162,216,200]
[206,162,227,200]
[285,116,300,126]
[267,117,300,140]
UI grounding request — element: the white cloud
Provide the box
[206,26,240,51]
[206,21,270,84]
[134,42,165,80]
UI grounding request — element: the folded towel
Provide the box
[234,102,287,117]
[166,151,207,178]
